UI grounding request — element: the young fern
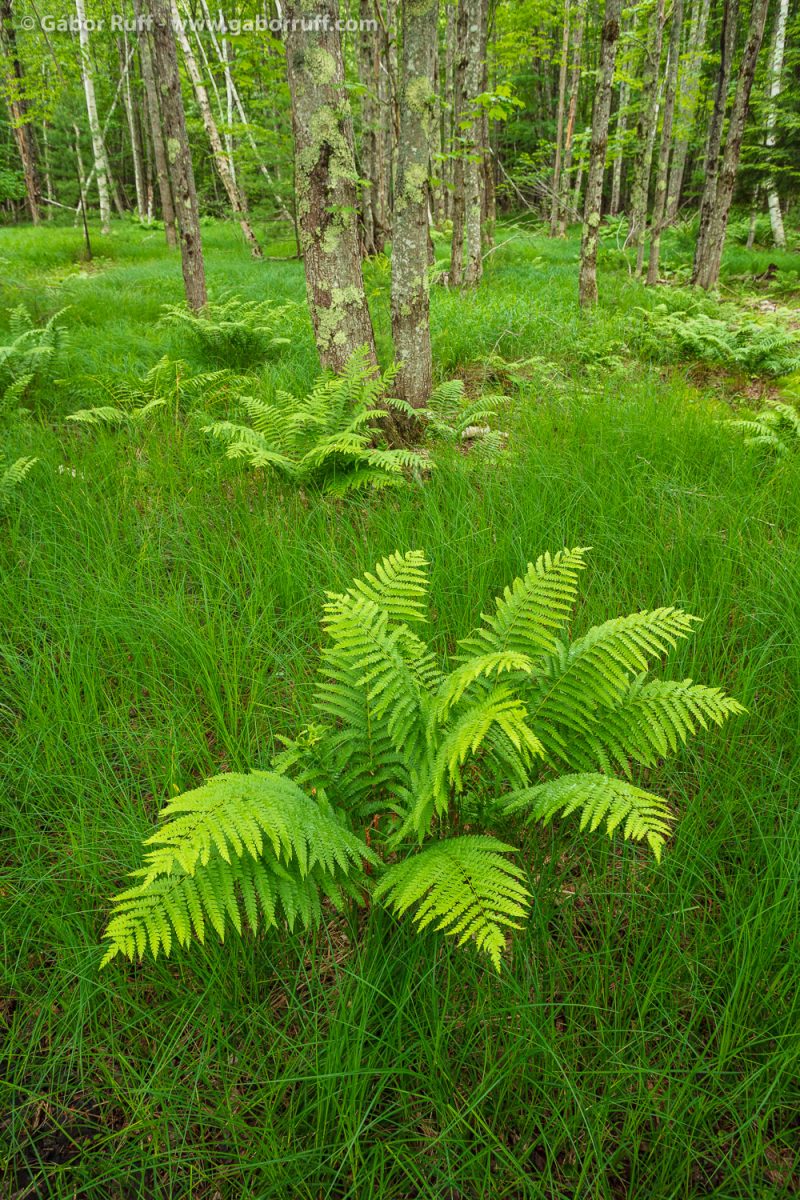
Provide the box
[0,456,38,512]
[102,549,743,972]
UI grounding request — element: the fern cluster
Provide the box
[728,400,800,456]
[102,548,743,973]
[202,347,426,495]
[160,296,299,368]
[1,305,67,419]
[0,456,38,513]
[638,305,800,377]
[67,357,233,429]
[422,379,507,459]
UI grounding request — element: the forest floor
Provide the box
[1,218,799,1199]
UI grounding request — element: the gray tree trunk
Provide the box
[556,0,585,236]
[120,33,147,220]
[134,0,177,246]
[170,1,262,257]
[391,0,438,408]
[628,0,665,276]
[692,0,770,289]
[75,0,111,233]
[691,0,738,281]
[550,0,571,236]
[578,0,622,307]
[765,0,788,248]
[147,0,207,308]
[450,0,484,286]
[609,76,629,216]
[646,0,684,284]
[665,0,711,221]
[0,0,42,223]
[284,0,377,372]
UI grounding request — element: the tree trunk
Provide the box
[75,0,111,234]
[646,0,684,284]
[146,0,207,308]
[765,0,788,249]
[550,0,571,236]
[133,0,178,246]
[578,0,622,307]
[692,0,770,289]
[691,0,738,281]
[391,0,438,408]
[120,33,147,220]
[283,0,377,372]
[665,0,711,220]
[628,0,665,276]
[0,0,42,224]
[556,0,585,236]
[170,1,262,257]
[450,0,484,287]
[609,76,628,216]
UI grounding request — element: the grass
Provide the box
[1,216,799,1198]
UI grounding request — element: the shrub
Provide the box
[101,548,743,973]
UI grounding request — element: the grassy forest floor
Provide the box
[1,218,799,1198]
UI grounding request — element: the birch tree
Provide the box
[665,0,711,221]
[765,0,789,248]
[646,0,684,283]
[133,0,177,245]
[75,0,111,233]
[628,0,665,276]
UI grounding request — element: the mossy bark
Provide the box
[555,0,586,237]
[284,0,377,373]
[628,0,665,277]
[133,0,177,246]
[578,0,621,307]
[146,0,207,307]
[665,0,711,222]
[391,0,438,409]
[450,0,484,287]
[646,0,684,285]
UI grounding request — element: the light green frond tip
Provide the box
[375,836,531,971]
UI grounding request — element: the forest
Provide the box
[1,0,799,1194]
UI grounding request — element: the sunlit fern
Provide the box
[728,401,800,456]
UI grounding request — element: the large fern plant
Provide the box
[102,549,743,971]
[160,296,298,368]
[67,357,233,429]
[1,305,67,419]
[201,348,425,495]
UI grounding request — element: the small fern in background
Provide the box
[68,357,233,429]
[422,378,508,458]
[102,548,743,973]
[160,296,299,368]
[0,305,67,418]
[202,347,426,494]
[728,401,800,456]
[0,456,38,513]
[638,306,800,377]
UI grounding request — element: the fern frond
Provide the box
[375,836,531,971]
[101,771,372,965]
[504,772,675,860]
[336,549,430,627]
[0,456,38,510]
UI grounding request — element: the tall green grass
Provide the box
[1,219,798,1198]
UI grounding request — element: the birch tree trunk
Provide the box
[147,0,207,308]
[646,0,684,284]
[765,0,789,249]
[283,0,377,372]
[133,0,177,245]
[556,0,585,236]
[578,0,622,306]
[609,76,628,216]
[550,0,571,236]
[692,0,770,289]
[450,0,484,286]
[170,1,262,257]
[75,0,111,234]
[0,0,42,223]
[628,0,665,276]
[691,0,738,280]
[120,33,147,219]
[665,0,711,220]
[391,0,438,408]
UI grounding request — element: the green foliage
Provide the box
[0,456,38,512]
[160,296,299,368]
[728,400,800,455]
[421,378,508,458]
[202,348,426,494]
[67,357,233,429]
[0,305,67,417]
[638,305,800,377]
[104,548,743,972]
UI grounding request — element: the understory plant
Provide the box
[67,357,233,429]
[638,305,800,377]
[160,296,299,368]
[0,456,38,513]
[102,548,743,972]
[1,305,67,418]
[728,400,800,455]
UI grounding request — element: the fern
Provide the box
[0,456,38,512]
[68,357,232,429]
[160,296,299,368]
[0,305,67,415]
[202,348,427,493]
[638,306,800,377]
[103,549,743,972]
[421,378,508,458]
[728,401,800,456]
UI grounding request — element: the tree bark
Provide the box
[691,0,738,280]
[75,0,111,234]
[692,0,770,289]
[0,0,42,223]
[120,33,147,219]
[391,0,438,408]
[578,0,622,307]
[646,0,684,284]
[556,0,585,236]
[665,0,711,220]
[450,0,484,286]
[549,0,571,236]
[765,0,788,249]
[147,0,207,308]
[609,76,628,216]
[628,0,665,276]
[283,0,377,372]
[170,1,262,257]
[134,0,178,246]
